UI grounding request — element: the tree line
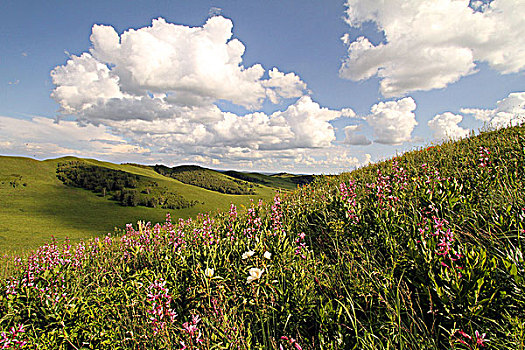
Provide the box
[56,162,196,209]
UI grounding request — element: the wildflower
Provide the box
[0,323,26,349]
[247,267,264,283]
[263,251,272,260]
[457,330,472,340]
[242,250,255,260]
[182,314,203,344]
[204,268,214,278]
[475,330,487,347]
[281,335,302,350]
[146,279,177,334]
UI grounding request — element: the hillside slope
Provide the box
[1,125,524,349]
[0,157,282,252]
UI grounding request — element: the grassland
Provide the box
[0,125,523,349]
[0,157,301,252]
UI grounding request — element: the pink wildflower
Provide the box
[475,330,487,347]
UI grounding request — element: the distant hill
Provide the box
[153,164,257,195]
[0,156,308,252]
[223,170,315,190]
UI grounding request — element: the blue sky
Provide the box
[1,0,524,173]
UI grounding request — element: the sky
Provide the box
[0,0,524,174]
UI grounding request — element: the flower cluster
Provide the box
[180,314,204,349]
[294,232,307,259]
[0,324,26,350]
[365,163,409,210]
[5,238,86,305]
[455,329,487,348]
[270,193,285,236]
[418,214,463,273]
[146,279,177,335]
[243,200,263,239]
[478,146,491,168]
[226,204,238,241]
[339,181,359,223]
[280,335,302,350]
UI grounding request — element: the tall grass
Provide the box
[1,125,524,349]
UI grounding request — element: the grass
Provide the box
[0,157,282,253]
[0,124,524,349]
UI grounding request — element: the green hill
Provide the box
[1,125,524,349]
[0,156,283,252]
[223,170,315,190]
[153,164,257,195]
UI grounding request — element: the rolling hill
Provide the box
[0,156,313,252]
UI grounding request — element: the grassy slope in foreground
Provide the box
[0,156,277,252]
[1,125,524,349]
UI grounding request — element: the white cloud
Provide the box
[51,53,123,116]
[107,96,347,151]
[289,148,372,174]
[47,16,366,172]
[428,112,470,140]
[51,17,309,124]
[365,97,417,145]
[222,147,372,174]
[340,0,525,97]
[268,96,342,149]
[85,17,306,109]
[263,68,308,104]
[344,124,372,145]
[340,108,356,118]
[0,114,370,173]
[461,91,525,128]
[0,116,149,159]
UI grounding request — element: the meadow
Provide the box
[0,157,296,252]
[0,125,524,349]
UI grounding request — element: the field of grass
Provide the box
[0,125,524,349]
[0,157,279,252]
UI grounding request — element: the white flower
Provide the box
[242,250,255,260]
[247,267,264,283]
[204,267,214,278]
[263,251,272,260]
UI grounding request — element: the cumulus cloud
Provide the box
[340,0,525,97]
[47,16,365,172]
[428,112,470,140]
[365,97,417,145]
[344,125,372,145]
[51,17,309,123]
[51,53,123,117]
[263,68,308,104]
[106,96,347,151]
[461,91,525,128]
